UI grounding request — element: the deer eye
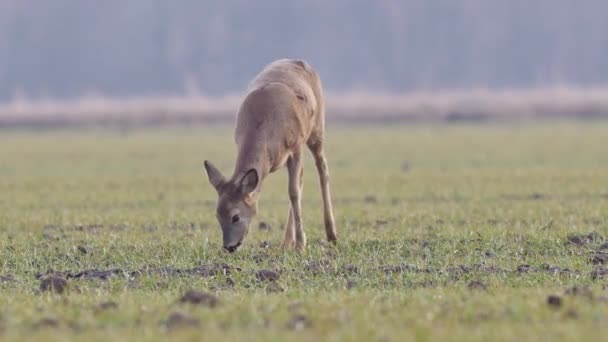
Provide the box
[231,214,240,224]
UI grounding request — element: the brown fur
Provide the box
[204,59,337,252]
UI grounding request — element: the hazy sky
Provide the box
[1,0,607,100]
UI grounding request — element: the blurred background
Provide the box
[1,0,608,126]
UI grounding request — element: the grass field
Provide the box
[1,121,608,341]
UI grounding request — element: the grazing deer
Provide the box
[204,59,337,252]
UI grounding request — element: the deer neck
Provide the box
[232,138,270,185]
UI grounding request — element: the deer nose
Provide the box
[223,242,241,253]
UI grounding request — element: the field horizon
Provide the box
[2,87,608,129]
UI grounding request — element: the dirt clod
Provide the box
[516,264,535,273]
[70,268,122,280]
[1,274,16,283]
[375,219,389,228]
[33,317,60,329]
[567,232,603,246]
[529,192,546,200]
[258,222,271,231]
[226,277,235,288]
[286,314,311,331]
[256,269,280,282]
[591,252,608,265]
[252,253,270,264]
[40,276,68,294]
[381,264,419,274]
[591,267,608,280]
[135,263,237,278]
[567,236,585,245]
[340,264,359,275]
[166,312,200,330]
[266,282,286,293]
[304,259,333,275]
[547,295,562,308]
[95,301,118,312]
[564,309,578,319]
[364,195,378,204]
[540,264,575,275]
[288,301,303,313]
[564,285,593,299]
[179,290,219,308]
[467,280,487,291]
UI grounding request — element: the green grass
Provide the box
[1,121,608,341]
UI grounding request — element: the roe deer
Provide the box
[204,59,337,252]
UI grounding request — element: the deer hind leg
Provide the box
[287,149,306,252]
[308,140,337,243]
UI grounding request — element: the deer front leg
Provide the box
[287,150,306,252]
[280,207,295,249]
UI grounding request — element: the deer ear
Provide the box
[204,160,225,191]
[238,169,259,195]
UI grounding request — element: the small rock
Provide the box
[547,295,562,308]
[40,276,68,294]
[179,290,219,308]
[256,269,280,282]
